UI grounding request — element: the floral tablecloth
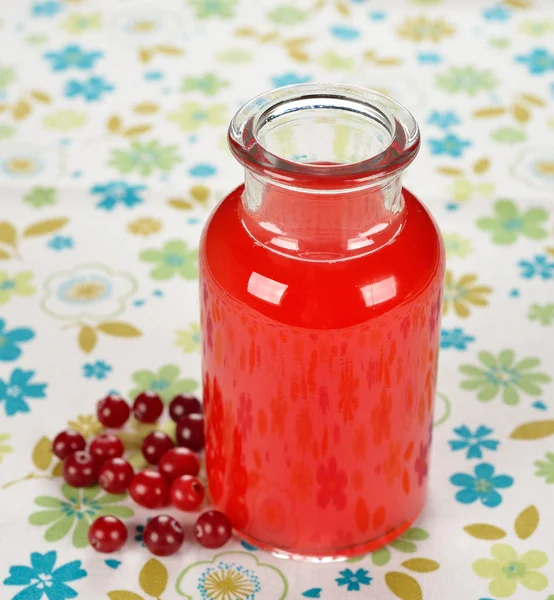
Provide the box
[1,0,553,599]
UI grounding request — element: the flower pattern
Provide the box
[2,0,554,597]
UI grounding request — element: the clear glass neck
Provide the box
[228,83,420,260]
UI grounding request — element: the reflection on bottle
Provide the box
[360,276,397,307]
[247,272,288,306]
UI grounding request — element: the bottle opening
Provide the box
[229,83,420,189]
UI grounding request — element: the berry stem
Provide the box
[1,471,54,490]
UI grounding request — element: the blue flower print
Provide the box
[417,51,442,64]
[330,25,361,41]
[368,11,386,21]
[518,255,554,280]
[336,568,372,591]
[135,518,152,546]
[0,319,35,361]
[47,236,74,251]
[31,1,63,17]
[90,181,146,210]
[429,133,471,157]
[189,163,217,177]
[449,425,500,459]
[0,368,47,416]
[482,5,511,21]
[427,111,461,130]
[271,72,313,88]
[4,551,87,599]
[64,76,114,102]
[83,360,112,380]
[516,48,554,75]
[44,45,103,71]
[450,463,513,507]
[440,328,475,350]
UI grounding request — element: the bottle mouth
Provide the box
[229,83,420,189]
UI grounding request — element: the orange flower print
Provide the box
[316,457,348,510]
[271,390,287,438]
[414,442,429,486]
[382,441,402,486]
[296,407,314,453]
[371,389,392,445]
[290,461,313,501]
[339,362,359,422]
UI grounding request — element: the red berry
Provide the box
[170,475,205,512]
[133,392,164,423]
[143,515,184,556]
[97,395,130,429]
[141,431,174,465]
[159,447,200,481]
[129,470,168,509]
[89,516,128,553]
[169,394,202,423]
[176,413,205,452]
[52,430,86,460]
[62,451,98,487]
[90,433,124,465]
[195,510,232,549]
[98,458,134,494]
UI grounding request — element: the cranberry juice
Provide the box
[200,184,443,558]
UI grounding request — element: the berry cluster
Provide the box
[51,392,231,555]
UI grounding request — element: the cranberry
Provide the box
[90,433,124,465]
[98,458,134,494]
[169,394,202,423]
[158,447,200,481]
[97,395,130,429]
[89,516,128,553]
[143,515,184,556]
[141,431,174,465]
[195,510,232,549]
[62,451,98,487]
[133,392,164,423]
[176,413,205,452]
[170,475,205,512]
[52,430,86,460]
[129,470,168,509]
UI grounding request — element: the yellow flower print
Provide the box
[67,415,103,439]
[0,271,35,304]
[175,323,200,353]
[127,217,163,236]
[397,16,455,43]
[473,544,548,598]
[61,12,103,35]
[443,271,492,318]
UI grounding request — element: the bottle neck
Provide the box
[240,170,406,260]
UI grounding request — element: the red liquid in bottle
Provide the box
[200,182,444,559]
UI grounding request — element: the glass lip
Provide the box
[228,82,420,188]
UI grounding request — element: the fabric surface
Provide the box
[1,0,553,599]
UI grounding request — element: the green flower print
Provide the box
[29,484,133,548]
[43,109,88,132]
[492,127,527,144]
[318,51,354,71]
[188,0,237,18]
[473,544,548,597]
[0,433,13,464]
[129,364,198,403]
[518,19,554,38]
[267,5,309,25]
[0,124,15,140]
[175,323,201,353]
[0,271,35,304]
[61,12,103,34]
[451,176,495,203]
[109,140,182,177]
[437,66,498,95]
[528,303,554,325]
[216,48,253,64]
[140,240,198,280]
[181,74,229,96]
[0,66,16,90]
[535,452,554,484]
[167,102,226,133]
[24,187,56,208]
[460,350,551,405]
[443,233,473,259]
[476,199,548,245]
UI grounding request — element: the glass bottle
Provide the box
[200,83,444,560]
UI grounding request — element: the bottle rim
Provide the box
[228,83,420,188]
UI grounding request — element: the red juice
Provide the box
[200,182,444,559]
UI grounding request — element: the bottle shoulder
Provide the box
[200,186,444,329]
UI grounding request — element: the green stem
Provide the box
[434,392,451,428]
[2,471,53,490]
